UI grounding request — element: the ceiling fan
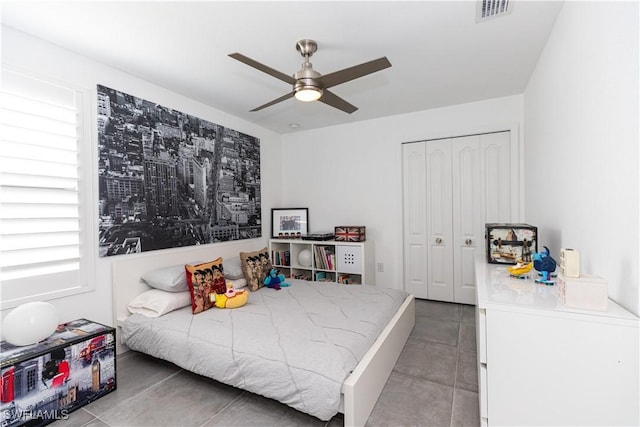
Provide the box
[229,39,391,114]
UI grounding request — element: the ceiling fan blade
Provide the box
[250,92,295,112]
[316,57,391,89]
[229,53,296,85]
[318,89,358,114]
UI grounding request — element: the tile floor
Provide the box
[58,299,479,427]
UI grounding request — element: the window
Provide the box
[0,67,94,309]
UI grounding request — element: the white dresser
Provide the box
[475,255,639,426]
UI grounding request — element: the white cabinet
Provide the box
[475,256,640,426]
[402,131,513,303]
[269,239,374,284]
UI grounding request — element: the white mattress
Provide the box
[122,279,407,420]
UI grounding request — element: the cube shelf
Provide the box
[269,239,374,285]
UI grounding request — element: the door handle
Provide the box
[435,237,443,244]
[465,239,473,245]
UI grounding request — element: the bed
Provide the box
[112,245,415,427]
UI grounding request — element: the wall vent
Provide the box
[477,0,512,22]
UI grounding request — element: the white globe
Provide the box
[3,301,59,346]
[298,249,312,267]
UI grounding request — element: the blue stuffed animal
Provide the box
[264,268,290,290]
[533,246,557,284]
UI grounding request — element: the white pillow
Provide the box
[140,263,192,292]
[226,278,247,289]
[127,289,191,317]
[223,256,244,280]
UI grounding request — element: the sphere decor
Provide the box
[3,301,59,346]
[298,249,312,267]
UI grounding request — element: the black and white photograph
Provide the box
[271,208,308,238]
[97,85,261,257]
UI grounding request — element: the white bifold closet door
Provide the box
[402,131,512,304]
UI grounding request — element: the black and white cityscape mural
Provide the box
[97,85,261,257]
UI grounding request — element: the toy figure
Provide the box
[211,284,248,309]
[508,259,533,278]
[264,268,290,290]
[533,246,557,285]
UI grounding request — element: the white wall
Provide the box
[281,95,524,289]
[524,2,639,315]
[1,26,283,327]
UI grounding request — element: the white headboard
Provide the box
[112,240,262,352]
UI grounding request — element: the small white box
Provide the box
[557,273,608,311]
[560,248,580,278]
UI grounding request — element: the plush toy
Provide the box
[263,268,290,290]
[533,246,557,284]
[508,259,533,278]
[210,283,248,309]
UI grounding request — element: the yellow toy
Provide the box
[210,283,248,309]
[508,260,533,277]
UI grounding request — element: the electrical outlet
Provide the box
[376,262,384,272]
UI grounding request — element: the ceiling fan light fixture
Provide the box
[294,86,322,102]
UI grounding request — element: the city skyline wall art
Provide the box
[97,84,262,257]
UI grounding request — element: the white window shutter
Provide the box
[0,67,94,309]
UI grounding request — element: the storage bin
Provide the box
[0,319,116,426]
[486,223,537,264]
[334,226,366,242]
[558,273,608,311]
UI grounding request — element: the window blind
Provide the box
[0,68,93,308]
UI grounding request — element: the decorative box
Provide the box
[0,319,116,426]
[560,248,581,278]
[485,223,537,264]
[334,226,366,242]
[557,273,608,311]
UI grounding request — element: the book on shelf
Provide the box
[271,249,290,266]
[337,274,360,285]
[315,271,333,282]
[313,246,335,270]
[292,272,311,281]
[327,253,335,270]
[313,246,323,269]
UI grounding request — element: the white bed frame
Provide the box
[112,245,415,427]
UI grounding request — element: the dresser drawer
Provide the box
[475,307,487,364]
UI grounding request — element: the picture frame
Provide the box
[271,208,309,238]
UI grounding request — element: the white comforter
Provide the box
[122,279,407,420]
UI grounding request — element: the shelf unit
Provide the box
[269,239,374,285]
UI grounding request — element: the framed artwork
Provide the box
[96,84,261,257]
[271,208,308,238]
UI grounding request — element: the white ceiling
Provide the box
[1,1,563,134]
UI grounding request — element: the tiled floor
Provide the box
[59,299,479,427]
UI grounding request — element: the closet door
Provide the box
[402,130,513,303]
[425,140,454,302]
[451,136,482,304]
[402,143,428,298]
[480,131,511,224]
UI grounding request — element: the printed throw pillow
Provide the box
[185,257,227,314]
[239,248,272,292]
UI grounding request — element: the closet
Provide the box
[402,131,514,304]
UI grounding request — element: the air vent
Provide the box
[477,0,512,22]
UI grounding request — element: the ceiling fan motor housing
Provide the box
[294,40,322,97]
[294,64,322,95]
